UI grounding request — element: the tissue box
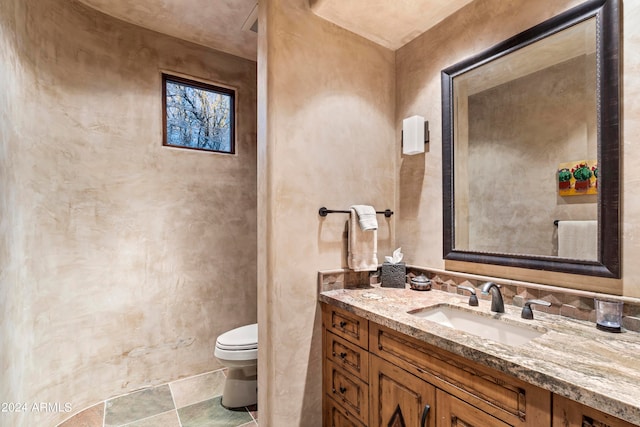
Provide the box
[381,262,406,288]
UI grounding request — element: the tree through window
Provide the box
[162,74,235,154]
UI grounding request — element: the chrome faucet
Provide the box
[481,282,505,313]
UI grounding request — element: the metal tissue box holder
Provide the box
[381,262,406,288]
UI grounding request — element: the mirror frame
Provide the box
[441,0,620,278]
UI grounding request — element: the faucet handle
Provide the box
[521,299,551,319]
[457,286,479,306]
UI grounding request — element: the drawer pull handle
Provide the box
[339,352,347,359]
[339,321,347,328]
[420,404,431,427]
[339,386,347,394]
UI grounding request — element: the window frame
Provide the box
[162,73,236,154]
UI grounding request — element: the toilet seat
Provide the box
[216,323,257,349]
[214,323,258,408]
[217,341,257,350]
[215,324,258,360]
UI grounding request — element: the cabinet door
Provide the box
[324,395,366,427]
[370,355,436,427]
[437,390,512,427]
[553,395,637,427]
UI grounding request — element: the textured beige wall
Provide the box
[0,0,257,425]
[622,1,640,298]
[257,0,396,425]
[396,0,640,296]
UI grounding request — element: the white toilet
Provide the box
[214,323,258,408]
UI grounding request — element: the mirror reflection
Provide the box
[453,18,597,259]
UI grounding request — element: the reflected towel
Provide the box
[351,205,378,231]
[557,220,597,260]
[348,207,378,271]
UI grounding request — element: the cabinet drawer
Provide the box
[324,361,369,425]
[371,323,550,426]
[322,304,368,349]
[323,395,366,427]
[326,332,369,381]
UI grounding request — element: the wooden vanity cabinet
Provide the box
[322,303,549,427]
[552,395,637,427]
[321,303,635,427]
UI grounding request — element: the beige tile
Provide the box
[177,396,253,427]
[170,370,226,409]
[624,303,640,317]
[57,402,104,427]
[564,295,595,311]
[516,287,540,301]
[123,410,181,427]
[560,304,592,321]
[238,422,258,427]
[622,316,640,333]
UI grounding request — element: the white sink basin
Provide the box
[409,305,545,346]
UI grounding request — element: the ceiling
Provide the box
[310,0,474,50]
[76,0,259,60]
[76,0,474,60]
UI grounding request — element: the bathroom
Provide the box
[1,0,639,426]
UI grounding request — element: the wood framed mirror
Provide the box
[441,0,620,278]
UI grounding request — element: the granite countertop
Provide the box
[319,286,640,425]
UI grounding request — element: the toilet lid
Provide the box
[216,323,258,351]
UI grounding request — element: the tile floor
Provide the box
[57,369,258,427]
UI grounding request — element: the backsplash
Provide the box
[318,266,640,333]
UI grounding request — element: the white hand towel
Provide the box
[347,207,378,272]
[557,220,597,260]
[351,205,378,231]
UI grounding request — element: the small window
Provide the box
[162,73,235,154]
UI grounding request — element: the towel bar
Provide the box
[318,207,394,218]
